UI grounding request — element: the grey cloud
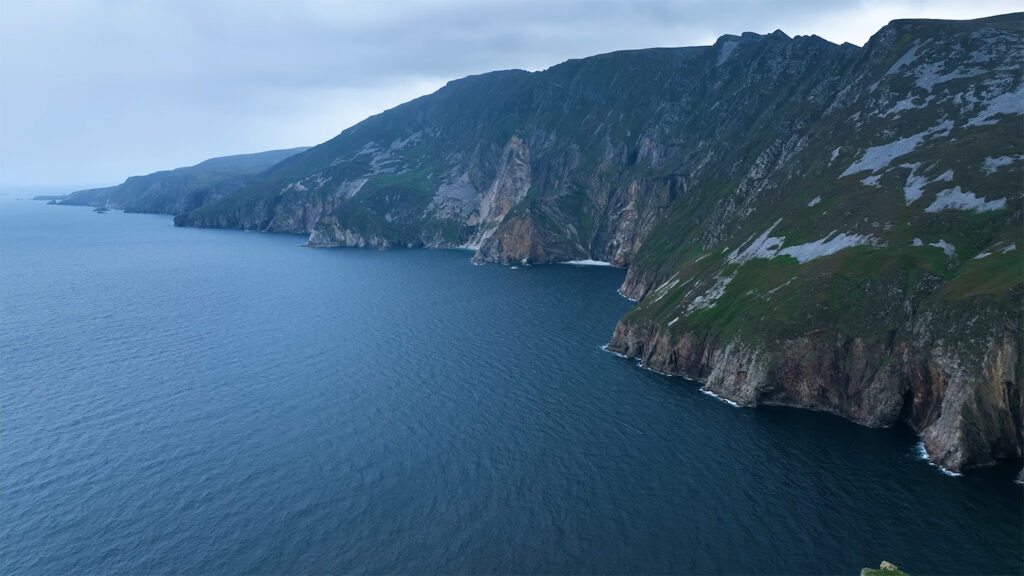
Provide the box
[1,0,1018,187]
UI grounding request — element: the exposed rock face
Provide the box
[164,13,1022,476]
[608,291,1023,473]
[469,136,533,248]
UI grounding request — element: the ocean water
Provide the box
[1,193,1021,575]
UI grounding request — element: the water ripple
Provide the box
[1,199,1021,575]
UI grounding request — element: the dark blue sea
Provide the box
[1,191,1021,575]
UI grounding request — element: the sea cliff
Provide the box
[70,13,1024,475]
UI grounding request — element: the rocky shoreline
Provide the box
[606,305,1023,477]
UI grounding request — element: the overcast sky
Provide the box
[1,0,1018,188]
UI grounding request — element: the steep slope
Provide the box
[172,14,1023,474]
[608,14,1024,474]
[176,31,860,266]
[60,147,309,214]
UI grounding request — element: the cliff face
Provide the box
[176,29,859,264]
[608,292,1022,473]
[168,14,1022,474]
[602,14,1023,473]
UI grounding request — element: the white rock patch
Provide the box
[914,62,986,91]
[389,131,423,151]
[966,85,1024,127]
[778,232,876,263]
[651,274,681,303]
[807,196,821,207]
[686,275,734,312]
[730,221,877,266]
[928,239,956,257]
[840,121,951,178]
[717,40,738,65]
[925,187,1006,213]
[885,43,921,76]
[982,155,1021,174]
[336,178,368,199]
[975,243,1018,259]
[728,219,783,265]
[861,174,882,187]
[767,277,795,295]
[882,94,934,117]
[902,164,953,206]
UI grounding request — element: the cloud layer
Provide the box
[1,0,1018,187]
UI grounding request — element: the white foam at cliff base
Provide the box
[730,221,876,266]
[915,442,963,477]
[601,345,687,378]
[636,361,675,377]
[562,259,614,267]
[1001,243,1017,253]
[601,349,746,408]
[901,163,925,205]
[617,290,638,302]
[881,94,934,117]
[700,388,742,408]
[600,344,631,359]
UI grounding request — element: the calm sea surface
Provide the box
[1,192,1021,575]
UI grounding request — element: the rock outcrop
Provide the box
[608,294,1022,473]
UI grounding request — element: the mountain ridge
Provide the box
[59,147,310,215]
